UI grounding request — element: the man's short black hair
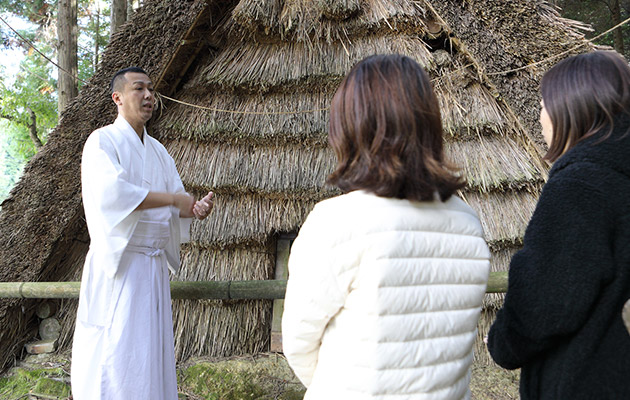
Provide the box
[110,66,149,93]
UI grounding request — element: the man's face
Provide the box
[113,72,154,128]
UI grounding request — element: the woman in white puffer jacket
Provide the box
[282,54,490,400]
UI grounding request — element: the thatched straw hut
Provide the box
[0,0,591,370]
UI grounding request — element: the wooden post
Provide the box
[270,235,293,352]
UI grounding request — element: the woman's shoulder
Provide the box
[309,190,482,235]
[314,190,477,214]
[549,157,623,194]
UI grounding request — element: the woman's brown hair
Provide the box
[327,54,464,202]
[541,51,630,162]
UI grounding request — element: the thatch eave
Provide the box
[228,0,430,43]
[191,34,435,91]
[170,137,543,196]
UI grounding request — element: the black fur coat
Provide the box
[488,115,630,400]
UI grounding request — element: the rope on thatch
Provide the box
[158,92,330,114]
[155,60,513,148]
[487,14,630,76]
[155,90,333,145]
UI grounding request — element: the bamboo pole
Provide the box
[487,271,508,293]
[0,272,509,299]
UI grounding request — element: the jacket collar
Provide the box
[550,113,630,179]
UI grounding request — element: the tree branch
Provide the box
[600,0,615,14]
[26,107,43,149]
[0,112,16,122]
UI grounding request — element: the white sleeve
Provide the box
[82,131,148,237]
[164,152,192,243]
[281,207,346,386]
[81,131,149,277]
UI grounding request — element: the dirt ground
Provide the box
[0,351,520,399]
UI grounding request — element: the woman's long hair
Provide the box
[541,51,630,161]
[327,54,465,202]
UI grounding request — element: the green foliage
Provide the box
[78,0,111,77]
[0,42,57,160]
[555,0,630,56]
[0,120,26,202]
[0,0,111,199]
[0,0,54,25]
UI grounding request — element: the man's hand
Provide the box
[193,191,214,220]
[173,193,196,218]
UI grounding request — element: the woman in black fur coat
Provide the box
[488,51,630,399]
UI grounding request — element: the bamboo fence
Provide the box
[0,272,508,299]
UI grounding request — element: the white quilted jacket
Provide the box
[282,190,490,399]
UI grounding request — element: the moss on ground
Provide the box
[0,366,71,400]
[32,376,72,399]
[177,354,306,400]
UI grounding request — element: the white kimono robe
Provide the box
[71,115,191,400]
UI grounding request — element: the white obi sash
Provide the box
[125,220,170,257]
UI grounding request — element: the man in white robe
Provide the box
[71,67,213,400]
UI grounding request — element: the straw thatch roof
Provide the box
[0,0,591,370]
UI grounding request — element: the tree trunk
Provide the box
[94,1,100,72]
[27,107,43,149]
[611,0,625,55]
[57,0,78,114]
[127,0,134,20]
[111,0,127,34]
